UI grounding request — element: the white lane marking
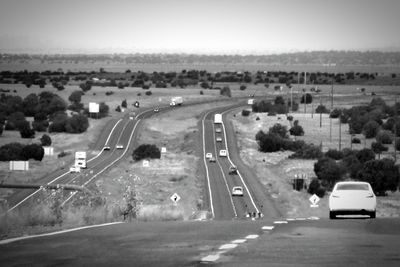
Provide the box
[62,119,141,205]
[274,221,288,224]
[308,216,320,220]
[201,254,220,262]
[262,226,275,231]
[0,222,123,245]
[219,243,238,250]
[7,119,123,213]
[296,218,307,221]
[212,122,238,218]
[245,234,259,239]
[287,218,296,221]
[201,110,215,219]
[221,109,259,214]
[101,119,123,149]
[231,239,247,244]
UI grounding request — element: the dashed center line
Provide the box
[245,234,259,239]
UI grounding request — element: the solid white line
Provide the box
[0,222,124,245]
[262,226,275,231]
[212,123,238,218]
[7,119,123,213]
[202,110,215,219]
[274,220,288,224]
[101,119,123,149]
[62,119,141,205]
[231,239,247,244]
[245,234,259,239]
[221,108,260,214]
[296,218,307,221]
[219,243,238,250]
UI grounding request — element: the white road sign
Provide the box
[170,193,181,204]
[309,194,320,207]
[143,160,149,167]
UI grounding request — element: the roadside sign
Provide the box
[309,194,320,207]
[134,101,140,108]
[161,147,167,153]
[143,160,149,167]
[170,193,181,204]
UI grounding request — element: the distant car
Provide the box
[329,181,376,219]
[216,136,222,142]
[209,157,216,163]
[103,146,111,151]
[232,186,244,196]
[154,108,159,112]
[116,144,124,149]
[215,127,222,133]
[205,153,213,159]
[229,165,237,174]
[219,149,227,157]
[69,166,81,173]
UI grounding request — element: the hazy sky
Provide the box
[0,0,400,54]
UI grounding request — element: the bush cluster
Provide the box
[0,142,44,161]
[132,144,161,161]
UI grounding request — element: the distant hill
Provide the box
[1,51,400,66]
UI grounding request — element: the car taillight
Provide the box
[331,194,339,198]
[366,194,374,198]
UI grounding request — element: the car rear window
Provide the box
[336,184,369,190]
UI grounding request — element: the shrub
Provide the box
[376,130,393,144]
[268,123,288,139]
[362,120,380,138]
[352,137,361,144]
[220,86,231,97]
[121,99,127,108]
[145,91,152,96]
[19,121,35,138]
[0,142,24,161]
[241,109,251,116]
[22,144,44,161]
[287,115,293,121]
[371,141,388,154]
[300,93,313,104]
[307,179,326,198]
[289,143,323,159]
[255,131,283,152]
[289,124,304,136]
[239,85,246,91]
[142,85,150,90]
[40,134,52,146]
[252,100,272,113]
[65,114,89,133]
[314,157,344,188]
[32,120,49,132]
[200,90,204,95]
[316,105,329,113]
[132,144,161,161]
[330,108,341,118]
[357,158,400,195]
[356,148,375,163]
[115,105,121,112]
[325,149,344,160]
[341,154,363,178]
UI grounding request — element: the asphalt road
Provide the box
[201,104,281,220]
[1,218,399,266]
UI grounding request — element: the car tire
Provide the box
[369,211,376,219]
[329,211,336,219]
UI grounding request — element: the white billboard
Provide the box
[89,102,99,113]
[10,161,29,171]
[44,147,54,156]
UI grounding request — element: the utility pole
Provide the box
[329,74,334,142]
[304,71,307,114]
[319,95,322,128]
[339,110,342,151]
[394,97,398,163]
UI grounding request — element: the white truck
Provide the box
[214,113,222,124]
[170,96,183,106]
[247,98,255,105]
[74,151,87,169]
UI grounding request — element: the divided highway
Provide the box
[201,104,281,220]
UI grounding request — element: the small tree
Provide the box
[65,114,89,133]
[376,130,393,144]
[122,99,127,108]
[316,105,329,114]
[268,123,288,139]
[19,121,35,138]
[132,144,161,161]
[68,90,83,104]
[40,134,52,146]
[300,93,313,104]
[220,86,232,97]
[314,157,343,188]
[289,120,304,136]
[362,120,380,138]
[357,159,399,195]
